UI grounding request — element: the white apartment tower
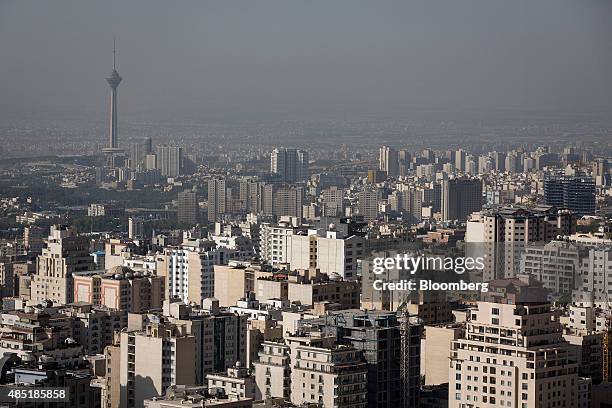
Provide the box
[449,301,579,407]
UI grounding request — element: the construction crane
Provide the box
[398,300,421,408]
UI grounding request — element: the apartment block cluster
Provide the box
[0,143,610,408]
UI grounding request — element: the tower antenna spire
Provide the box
[113,37,117,70]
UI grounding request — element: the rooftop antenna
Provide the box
[113,37,117,70]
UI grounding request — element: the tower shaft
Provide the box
[109,86,118,148]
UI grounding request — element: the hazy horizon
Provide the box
[1,0,611,120]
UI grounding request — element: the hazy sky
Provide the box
[1,0,611,118]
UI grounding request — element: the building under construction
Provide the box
[305,309,423,408]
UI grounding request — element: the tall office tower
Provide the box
[449,290,579,407]
[321,186,344,217]
[270,148,309,183]
[454,149,466,172]
[466,207,576,280]
[441,178,483,222]
[156,145,183,177]
[102,40,124,158]
[285,335,368,408]
[358,189,379,222]
[492,151,506,172]
[165,299,248,385]
[129,137,153,170]
[177,189,199,225]
[128,217,144,239]
[593,158,608,186]
[208,177,227,222]
[157,239,222,304]
[379,145,399,177]
[117,319,196,408]
[544,175,596,215]
[31,225,95,305]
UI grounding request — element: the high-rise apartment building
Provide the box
[239,178,265,214]
[128,217,145,239]
[288,228,364,279]
[358,189,379,222]
[544,175,596,216]
[449,294,579,407]
[441,178,483,222]
[73,266,165,313]
[157,145,183,177]
[321,186,344,217]
[379,146,399,177]
[157,239,224,305]
[118,319,197,408]
[31,225,95,305]
[129,136,153,170]
[519,241,584,296]
[270,148,309,183]
[178,189,199,225]
[270,185,304,219]
[259,221,298,266]
[253,341,291,400]
[466,206,576,280]
[572,246,612,304]
[310,310,414,408]
[208,177,227,222]
[165,299,248,385]
[286,335,368,408]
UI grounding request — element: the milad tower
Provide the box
[102,39,125,165]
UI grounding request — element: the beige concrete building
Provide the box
[449,300,579,407]
[60,302,126,355]
[156,239,223,305]
[286,334,367,408]
[207,363,256,399]
[164,299,248,386]
[466,206,576,280]
[144,386,253,408]
[103,341,121,408]
[422,324,464,386]
[31,225,95,305]
[118,319,197,408]
[286,269,360,310]
[288,229,364,280]
[214,264,272,308]
[253,341,291,401]
[255,277,288,301]
[73,266,164,313]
